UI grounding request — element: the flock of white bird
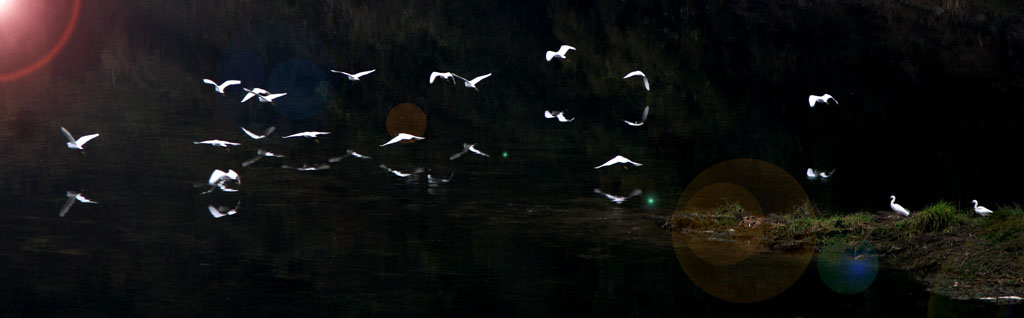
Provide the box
[57,44,1003,218]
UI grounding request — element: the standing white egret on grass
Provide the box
[808,94,838,107]
[59,191,98,217]
[594,155,643,169]
[624,106,650,126]
[545,45,576,61]
[623,70,650,91]
[202,79,241,95]
[454,73,492,91]
[972,200,994,217]
[241,126,275,139]
[60,127,99,152]
[890,195,910,217]
[429,72,457,85]
[331,69,375,81]
[380,133,425,147]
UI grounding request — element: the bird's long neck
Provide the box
[890,197,896,205]
[973,201,978,209]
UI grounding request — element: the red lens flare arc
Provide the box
[0,0,81,82]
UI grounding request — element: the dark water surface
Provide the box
[2,0,1023,316]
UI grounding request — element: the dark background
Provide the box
[0,0,1021,316]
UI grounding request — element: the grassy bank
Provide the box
[667,202,1024,301]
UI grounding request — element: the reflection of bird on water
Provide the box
[380,164,424,178]
[624,106,649,126]
[450,143,489,160]
[593,188,642,204]
[59,191,97,217]
[208,201,240,218]
[329,149,372,162]
[972,200,993,216]
[890,195,910,217]
[282,163,330,171]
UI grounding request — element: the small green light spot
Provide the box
[502,151,508,158]
[647,197,655,205]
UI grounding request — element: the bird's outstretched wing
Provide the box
[203,78,216,86]
[353,69,375,78]
[76,134,99,146]
[241,127,260,139]
[59,194,76,217]
[469,73,492,85]
[60,127,76,143]
[641,106,650,122]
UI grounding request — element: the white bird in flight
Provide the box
[890,195,910,217]
[380,133,425,147]
[454,73,492,91]
[624,106,650,126]
[806,168,819,180]
[329,149,372,162]
[193,140,241,148]
[59,191,97,217]
[544,110,574,122]
[208,201,240,218]
[380,164,424,178]
[429,72,457,85]
[545,45,576,62]
[202,79,241,95]
[61,127,99,151]
[450,143,489,160]
[623,70,650,91]
[205,169,240,194]
[242,88,286,104]
[818,169,836,179]
[242,149,286,167]
[808,94,838,107]
[331,69,375,81]
[241,126,275,139]
[594,155,643,169]
[240,87,269,103]
[283,131,331,139]
[972,200,993,216]
[594,188,643,204]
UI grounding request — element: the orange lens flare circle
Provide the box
[0,0,81,82]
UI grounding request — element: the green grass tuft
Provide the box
[902,201,969,235]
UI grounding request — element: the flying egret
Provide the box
[972,200,993,216]
[594,188,643,204]
[556,112,574,122]
[60,127,99,151]
[429,72,457,85]
[329,149,371,162]
[450,143,489,160]
[454,73,492,91]
[331,69,376,81]
[283,131,331,139]
[380,133,425,147]
[193,140,241,148]
[594,155,643,169]
[240,87,270,103]
[545,45,576,61]
[59,191,97,217]
[623,70,650,91]
[890,195,910,217]
[202,79,241,95]
[208,201,240,218]
[624,106,650,126]
[204,169,240,194]
[806,168,819,180]
[241,126,275,139]
[808,94,838,107]
[818,169,836,179]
